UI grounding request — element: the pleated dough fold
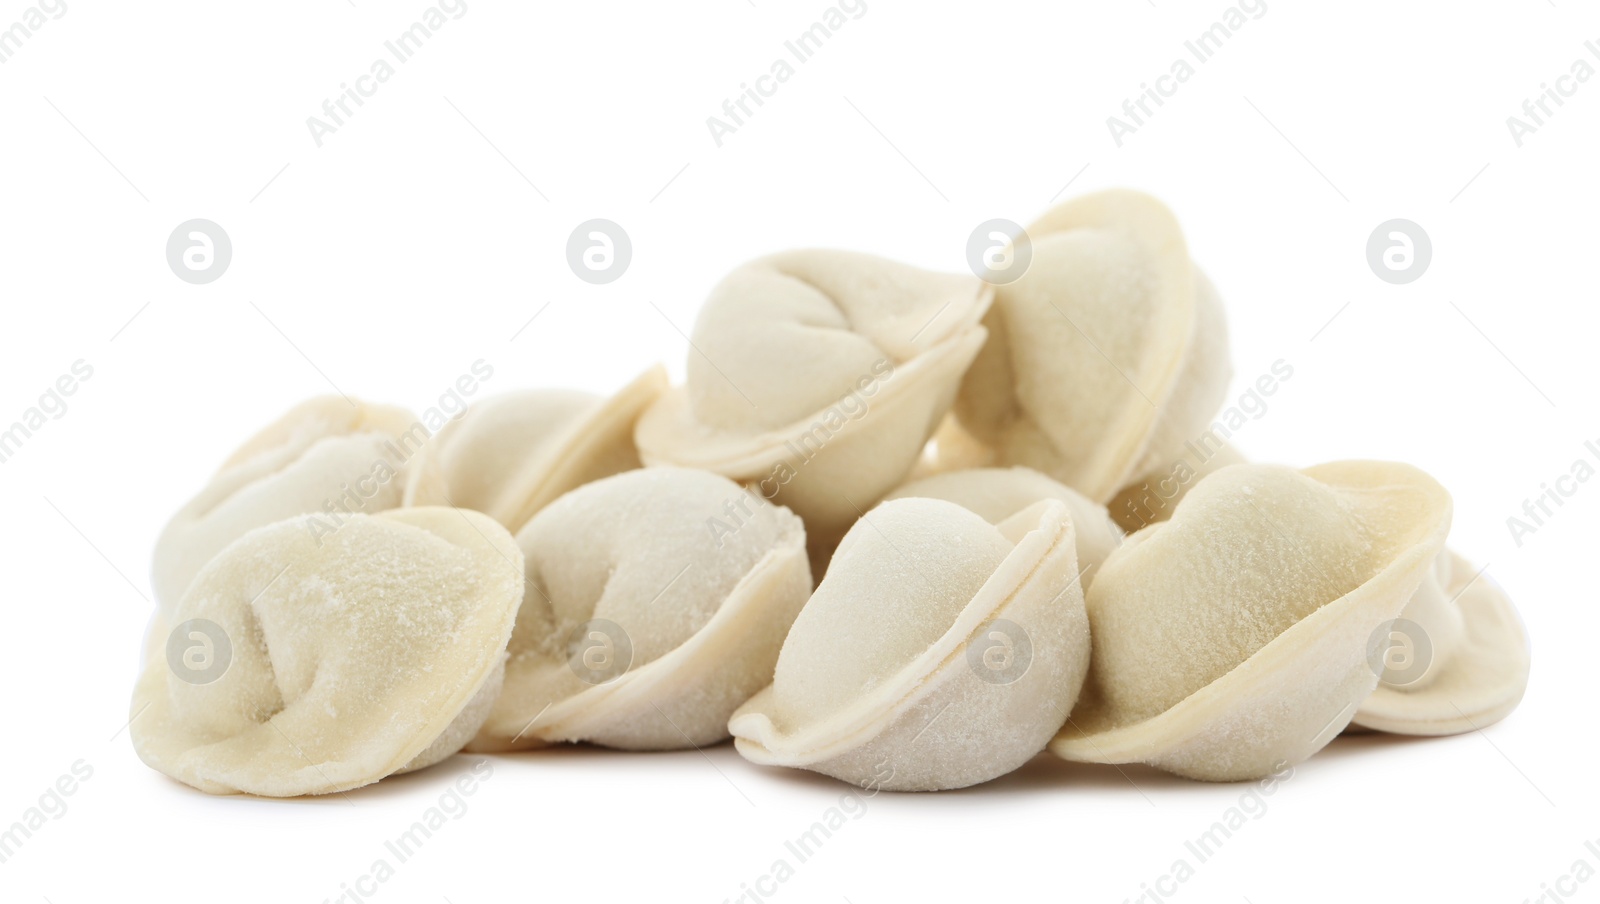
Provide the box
[403,366,666,532]
[152,396,434,613]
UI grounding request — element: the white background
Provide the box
[1,1,1595,902]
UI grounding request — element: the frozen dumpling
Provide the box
[635,250,992,567]
[131,507,523,796]
[730,497,1088,791]
[1050,461,1451,781]
[471,467,810,751]
[953,190,1232,504]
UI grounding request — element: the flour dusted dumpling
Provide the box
[954,190,1232,503]
[1353,549,1530,735]
[1050,461,1451,781]
[471,467,810,751]
[131,507,523,797]
[884,467,1122,587]
[729,497,1088,791]
[152,396,435,612]
[634,251,992,566]
[403,367,665,533]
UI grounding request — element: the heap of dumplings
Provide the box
[132,189,1531,796]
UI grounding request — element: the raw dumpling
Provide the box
[729,497,1089,791]
[152,396,434,612]
[403,366,666,532]
[1352,549,1530,735]
[1050,461,1451,781]
[953,190,1232,503]
[471,467,810,752]
[131,507,523,797]
[883,467,1123,587]
[634,250,992,567]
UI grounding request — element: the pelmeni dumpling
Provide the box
[152,396,435,612]
[634,250,992,566]
[403,367,666,532]
[730,497,1089,791]
[1050,461,1451,781]
[471,467,810,752]
[1352,549,1530,735]
[131,507,522,797]
[883,467,1123,587]
[953,190,1232,503]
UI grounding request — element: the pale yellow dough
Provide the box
[634,250,992,568]
[131,507,523,797]
[471,467,811,752]
[1352,548,1530,735]
[730,497,1089,791]
[403,366,666,533]
[151,396,435,613]
[1050,461,1452,781]
[954,190,1233,503]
